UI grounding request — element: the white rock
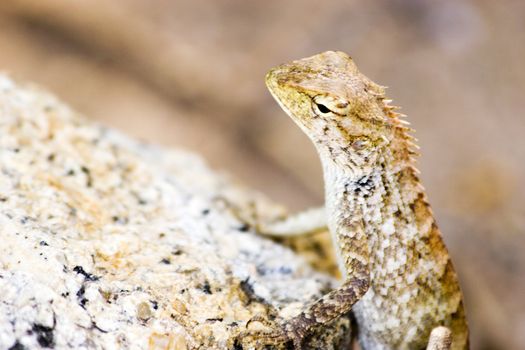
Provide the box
[0,75,349,349]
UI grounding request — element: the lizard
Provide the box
[238,51,469,350]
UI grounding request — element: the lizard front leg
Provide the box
[239,276,369,349]
[256,206,327,237]
[221,194,327,237]
[239,223,370,349]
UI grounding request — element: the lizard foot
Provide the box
[237,314,312,350]
[426,326,452,350]
[214,195,260,232]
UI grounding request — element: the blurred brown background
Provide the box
[0,0,523,349]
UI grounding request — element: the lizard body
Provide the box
[241,51,468,350]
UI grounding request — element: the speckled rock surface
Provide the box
[0,75,350,350]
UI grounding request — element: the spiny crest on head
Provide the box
[379,94,421,160]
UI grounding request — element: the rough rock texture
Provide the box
[0,75,350,350]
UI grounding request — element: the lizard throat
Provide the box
[323,148,427,273]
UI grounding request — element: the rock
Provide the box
[0,75,351,349]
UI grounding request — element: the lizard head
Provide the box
[266,51,397,163]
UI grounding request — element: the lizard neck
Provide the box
[320,130,430,276]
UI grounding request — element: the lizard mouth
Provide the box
[265,69,298,121]
[265,66,322,139]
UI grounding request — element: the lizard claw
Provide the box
[214,196,260,232]
[245,313,276,328]
[236,314,310,349]
[236,326,295,349]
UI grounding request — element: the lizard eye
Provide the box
[316,103,331,114]
[312,95,349,116]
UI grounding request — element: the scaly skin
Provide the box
[241,51,468,349]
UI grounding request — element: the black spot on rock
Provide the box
[73,265,99,281]
[201,281,212,294]
[8,341,26,350]
[238,223,250,232]
[77,285,87,307]
[171,248,183,256]
[80,166,93,187]
[32,324,55,348]
[111,216,128,224]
